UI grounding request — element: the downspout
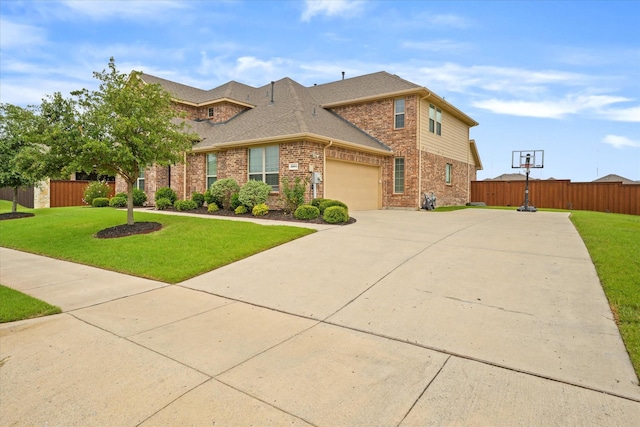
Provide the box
[419,92,432,207]
[183,152,187,200]
[467,140,471,204]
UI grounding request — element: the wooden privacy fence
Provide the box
[50,180,116,207]
[471,180,640,215]
[0,186,35,208]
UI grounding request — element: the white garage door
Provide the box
[325,159,381,211]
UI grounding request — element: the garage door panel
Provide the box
[325,160,380,211]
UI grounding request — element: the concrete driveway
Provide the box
[1,209,638,426]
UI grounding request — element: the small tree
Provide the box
[0,103,43,213]
[281,176,308,213]
[38,58,198,225]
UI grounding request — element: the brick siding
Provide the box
[421,151,475,206]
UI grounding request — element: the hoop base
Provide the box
[517,205,537,212]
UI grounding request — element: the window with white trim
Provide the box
[206,153,217,188]
[394,98,405,129]
[445,163,452,184]
[249,145,279,191]
[429,104,442,135]
[394,157,405,193]
[136,167,145,191]
[207,107,214,118]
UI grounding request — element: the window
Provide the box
[429,104,442,135]
[136,167,145,191]
[394,158,405,193]
[249,145,279,191]
[207,107,214,118]
[394,98,405,129]
[206,153,217,188]
[445,163,452,184]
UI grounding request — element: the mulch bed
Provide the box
[192,206,357,225]
[95,222,163,239]
[0,212,35,221]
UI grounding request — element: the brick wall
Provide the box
[421,151,474,206]
[172,101,247,122]
[330,95,419,208]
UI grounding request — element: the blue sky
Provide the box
[1,0,639,181]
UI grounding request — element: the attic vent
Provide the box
[342,71,345,80]
[270,81,274,104]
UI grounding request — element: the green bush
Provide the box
[323,206,349,224]
[133,188,147,206]
[83,181,111,205]
[109,196,127,208]
[281,177,308,213]
[155,187,177,204]
[210,178,240,210]
[207,203,219,213]
[252,203,269,216]
[294,204,320,220]
[318,199,348,214]
[230,193,242,210]
[91,197,109,208]
[311,198,327,208]
[234,205,248,215]
[239,180,271,209]
[155,197,172,210]
[204,190,214,205]
[191,192,205,208]
[174,199,198,211]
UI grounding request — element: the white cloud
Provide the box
[60,0,188,20]
[599,105,640,122]
[301,0,364,22]
[603,135,640,149]
[0,19,47,50]
[402,40,470,53]
[427,13,470,29]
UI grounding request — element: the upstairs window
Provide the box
[429,104,442,135]
[206,153,217,188]
[394,98,405,129]
[249,145,279,191]
[207,107,214,118]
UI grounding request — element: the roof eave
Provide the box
[470,139,483,170]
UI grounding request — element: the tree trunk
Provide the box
[12,187,18,213]
[127,180,135,225]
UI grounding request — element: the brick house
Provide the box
[117,71,482,210]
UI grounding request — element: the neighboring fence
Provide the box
[0,186,35,209]
[50,180,116,207]
[470,180,640,215]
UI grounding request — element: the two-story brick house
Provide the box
[118,71,481,210]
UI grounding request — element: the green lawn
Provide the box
[0,285,61,323]
[0,202,314,284]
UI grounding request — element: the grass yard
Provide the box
[0,285,61,323]
[570,210,640,378]
[0,201,314,284]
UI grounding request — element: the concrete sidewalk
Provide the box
[1,209,638,426]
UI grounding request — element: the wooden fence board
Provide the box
[471,180,640,215]
[0,186,35,209]
[50,180,116,208]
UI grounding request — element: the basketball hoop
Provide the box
[511,150,544,212]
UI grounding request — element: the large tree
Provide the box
[43,58,197,225]
[0,103,43,213]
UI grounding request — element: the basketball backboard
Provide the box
[512,150,544,169]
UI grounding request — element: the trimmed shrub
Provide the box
[252,203,269,216]
[109,196,127,208]
[191,191,205,208]
[174,199,197,211]
[281,177,307,213]
[294,204,320,220]
[234,205,248,215]
[323,206,349,224]
[155,197,172,210]
[318,199,348,214]
[133,188,147,206]
[207,203,219,213]
[115,192,127,199]
[238,180,271,209]
[230,193,242,210]
[155,187,177,204]
[210,178,240,210]
[91,197,109,208]
[203,190,214,205]
[83,181,111,205]
[311,198,327,208]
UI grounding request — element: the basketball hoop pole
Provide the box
[517,153,537,212]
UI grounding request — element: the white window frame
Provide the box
[207,107,214,118]
[445,163,452,185]
[429,104,442,135]
[394,98,405,129]
[249,145,279,191]
[394,157,405,194]
[136,167,145,191]
[206,153,217,188]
